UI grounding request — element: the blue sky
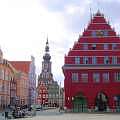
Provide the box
[0,0,120,87]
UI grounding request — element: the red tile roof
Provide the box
[9,61,31,74]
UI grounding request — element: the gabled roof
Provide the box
[9,61,31,74]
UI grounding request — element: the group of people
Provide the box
[4,106,26,119]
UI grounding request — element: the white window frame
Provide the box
[112,44,117,50]
[112,56,117,64]
[83,57,89,64]
[103,73,109,82]
[104,44,109,50]
[92,56,97,64]
[72,73,79,82]
[104,56,109,64]
[81,73,88,83]
[115,72,120,82]
[75,57,80,64]
[93,73,100,83]
[83,44,88,50]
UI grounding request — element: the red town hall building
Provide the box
[63,11,120,112]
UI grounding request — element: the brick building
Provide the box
[63,11,120,112]
[0,48,16,110]
[9,61,30,107]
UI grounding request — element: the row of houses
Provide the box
[0,48,36,110]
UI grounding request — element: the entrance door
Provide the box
[72,94,87,112]
[95,92,108,111]
[115,95,120,112]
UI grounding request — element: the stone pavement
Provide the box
[11,113,120,120]
[1,109,120,120]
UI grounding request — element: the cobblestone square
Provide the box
[0,109,118,120]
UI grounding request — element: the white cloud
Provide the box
[0,0,120,87]
[0,0,75,87]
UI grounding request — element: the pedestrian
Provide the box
[5,110,8,120]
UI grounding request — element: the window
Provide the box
[93,73,100,83]
[75,57,80,64]
[72,73,78,82]
[46,94,48,98]
[81,73,88,83]
[115,72,120,82]
[92,44,96,50]
[112,56,117,64]
[0,69,4,80]
[83,44,88,50]
[103,73,109,82]
[92,56,97,64]
[104,56,109,64]
[104,31,108,36]
[83,57,89,64]
[43,94,46,98]
[49,94,51,98]
[112,44,117,50]
[104,44,109,50]
[91,31,96,37]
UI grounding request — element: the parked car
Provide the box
[36,105,42,111]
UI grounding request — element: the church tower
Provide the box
[37,38,59,106]
[37,38,60,107]
[38,38,53,85]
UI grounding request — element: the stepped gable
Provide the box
[82,11,116,37]
[69,11,120,53]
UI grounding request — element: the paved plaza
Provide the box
[0,109,120,120]
[14,113,120,120]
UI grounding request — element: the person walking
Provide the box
[5,110,8,120]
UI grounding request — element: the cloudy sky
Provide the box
[0,0,120,87]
